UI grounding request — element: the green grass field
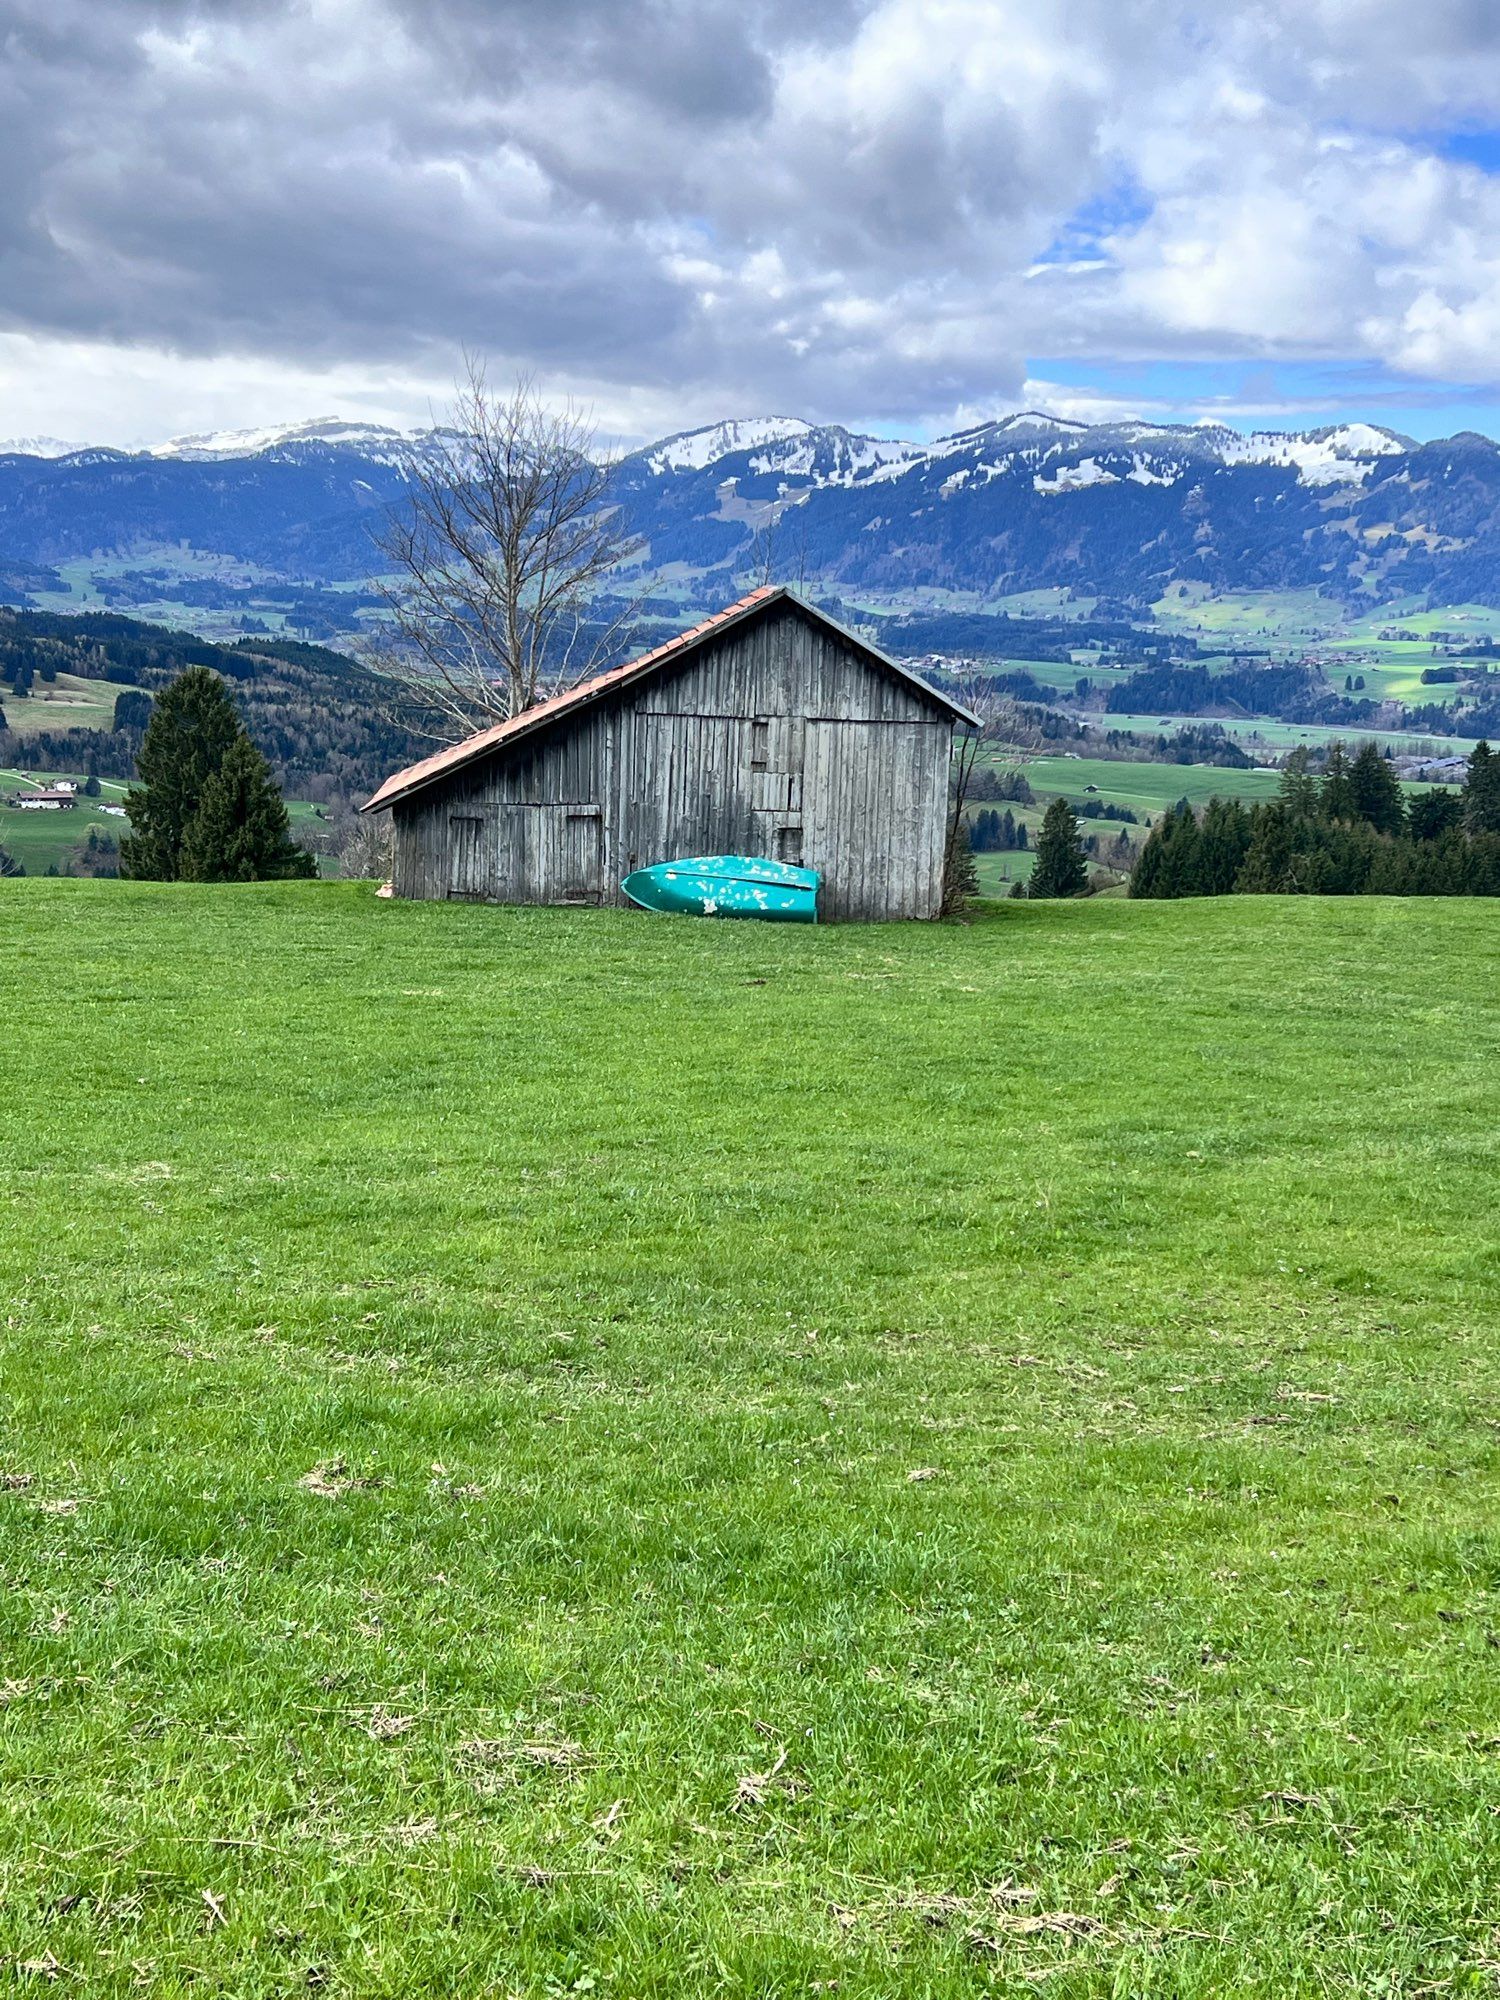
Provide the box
[0,775,330,875]
[1,884,1498,1994]
[1099,715,1473,758]
[1,673,120,737]
[0,769,130,871]
[1011,755,1446,825]
[971,847,1035,894]
[1017,756,1285,813]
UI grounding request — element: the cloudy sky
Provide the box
[5,0,1500,447]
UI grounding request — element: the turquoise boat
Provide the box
[622,854,820,922]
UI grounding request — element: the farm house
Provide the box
[362,586,978,921]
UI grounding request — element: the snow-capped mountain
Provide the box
[0,435,89,459]
[1,406,1497,609]
[643,416,817,475]
[148,415,424,467]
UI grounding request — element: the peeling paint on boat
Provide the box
[622,855,820,922]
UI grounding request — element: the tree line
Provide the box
[1130,740,1500,898]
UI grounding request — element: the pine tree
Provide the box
[1029,796,1089,899]
[1320,741,1356,822]
[1463,740,1500,836]
[121,667,242,880]
[179,735,317,884]
[1197,797,1253,894]
[1277,747,1318,819]
[1408,788,1463,841]
[1348,741,1405,836]
[113,688,153,733]
[83,773,101,798]
[1235,805,1297,893]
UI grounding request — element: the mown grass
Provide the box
[1,882,1497,1996]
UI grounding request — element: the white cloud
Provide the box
[3,0,1500,436]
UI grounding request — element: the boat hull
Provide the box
[622,855,819,922]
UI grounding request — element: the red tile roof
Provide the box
[361,584,975,813]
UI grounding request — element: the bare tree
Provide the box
[373,362,644,741]
[941,727,982,916]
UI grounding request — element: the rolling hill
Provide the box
[0,606,425,805]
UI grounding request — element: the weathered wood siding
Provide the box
[391,599,955,919]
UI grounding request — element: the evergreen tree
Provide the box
[112,688,153,733]
[179,735,317,884]
[1408,788,1463,841]
[0,702,8,732]
[1030,796,1089,899]
[1235,804,1298,893]
[1463,740,1500,836]
[1348,741,1405,836]
[1319,741,1356,822]
[0,843,22,878]
[1277,746,1318,819]
[1130,809,1171,896]
[83,773,101,798]
[1197,797,1253,894]
[122,667,242,881]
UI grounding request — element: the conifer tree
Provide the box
[1197,797,1253,894]
[121,667,241,880]
[1348,740,1405,835]
[1463,740,1500,836]
[1235,804,1298,893]
[1408,789,1462,841]
[1320,741,1356,822]
[1029,796,1089,899]
[179,735,317,884]
[1277,747,1318,819]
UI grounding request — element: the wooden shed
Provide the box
[362,586,978,921]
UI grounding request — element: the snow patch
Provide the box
[1218,424,1406,486]
[644,416,814,475]
[1033,456,1120,493]
[150,416,417,460]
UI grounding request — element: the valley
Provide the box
[5,409,1500,882]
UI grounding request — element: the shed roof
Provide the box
[361,584,978,813]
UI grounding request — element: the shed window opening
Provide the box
[750,718,770,771]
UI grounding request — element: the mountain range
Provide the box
[5,409,1500,612]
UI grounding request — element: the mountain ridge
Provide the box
[3,407,1500,611]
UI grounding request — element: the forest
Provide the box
[0,608,425,803]
[1130,739,1500,897]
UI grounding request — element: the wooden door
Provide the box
[803,719,947,919]
[496,804,604,904]
[447,813,486,899]
[549,808,603,903]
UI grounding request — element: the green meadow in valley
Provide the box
[0,882,1497,1995]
